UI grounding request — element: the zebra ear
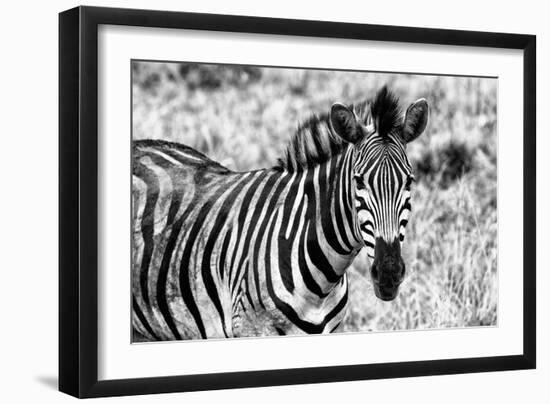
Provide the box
[402,99,429,143]
[330,103,362,143]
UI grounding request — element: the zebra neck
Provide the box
[277,147,363,296]
[312,147,363,270]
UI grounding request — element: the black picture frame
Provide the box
[59,5,536,398]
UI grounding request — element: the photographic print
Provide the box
[131,60,497,342]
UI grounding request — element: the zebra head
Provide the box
[330,87,429,301]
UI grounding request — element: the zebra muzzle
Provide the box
[370,237,406,301]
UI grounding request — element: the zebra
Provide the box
[132,86,429,340]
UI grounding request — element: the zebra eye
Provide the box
[405,175,415,188]
[354,175,366,189]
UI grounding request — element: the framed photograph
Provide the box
[59,6,536,398]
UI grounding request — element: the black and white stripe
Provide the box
[354,131,414,259]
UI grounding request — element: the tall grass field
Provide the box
[132,61,498,332]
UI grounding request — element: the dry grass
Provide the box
[132,61,498,331]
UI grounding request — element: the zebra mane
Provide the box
[276,86,402,172]
[275,112,348,172]
[371,86,402,138]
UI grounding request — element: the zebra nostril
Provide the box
[391,271,401,283]
[391,263,405,283]
[371,264,379,281]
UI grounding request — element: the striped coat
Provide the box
[132,86,428,340]
[132,139,362,340]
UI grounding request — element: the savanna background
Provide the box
[132,60,497,332]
